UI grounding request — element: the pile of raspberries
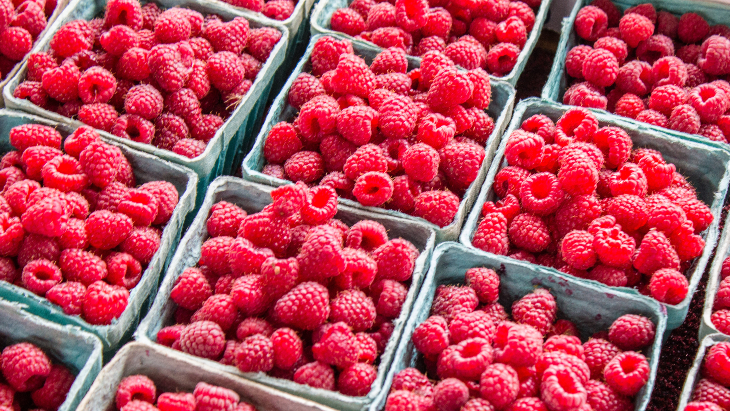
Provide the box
[471,107,714,305]
[221,0,296,21]
[384,267,654,411]
[156,181,420,397]
[0,123,181,325]
[708,257,730,334]
[685,341,730,411]
[13,0,283,159]
[262,35,495,228]
[114,375,260,411]
[0,0,57,80]
[0,342,76,411]
[563,1,730,143]
[326,0,541,76]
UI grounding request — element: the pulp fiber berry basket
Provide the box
[0,0,71,108]
[0,109,198,353]
[541,0,730,143]
[0,299,103,411]
[76,342,337,411]
[241,34,517,243]
[459,98,730,332]
[699,210,730,340]
[3,0,288,207]
[676,333,730,410]
[309,0,553,86]
[370,242,667,411]
[135,176,437,411]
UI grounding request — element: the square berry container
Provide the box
[699,210,730,340]
[370,242,667,411]
[459,97,730,332]
[76,341,337,411]
[541,0,730,144]
[308,0,552,86]
[2,0,289,208]
[676,333,730,410]
[135,176,437,411]
[0,109,198,353]
[0,298,103,411]
[0,0,72,108]
[241,34,517,243]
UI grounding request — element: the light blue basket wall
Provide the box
[460,98,730,332]
[136,177,437,411]
[0,109,198,353]
[77,342,337,411]
[0,299,103,411]
[700,209,730,340]
[2,0,288,207]
[369,242,667,411]
[676,333,730,410]
[541,0,730,143]
[241,34,516,243]
[309,0,553,86]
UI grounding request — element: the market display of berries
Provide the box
[686,342,730,411]
[327,0,541,76]
[0,123,180,325]
[384,269,654,411]
[261,35,496,228]
[0,342,76,411]
[115,375,259,411]
[0,0,57,80]
[13,0,283,159]
[562,1,730,143]
[220,0,296,21]
[472,107,714,305]
[156,182,420,397]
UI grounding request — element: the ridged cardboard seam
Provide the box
[76,341,337,411]
[676,333,730,410]
[0,109,198,352]
[3,0,288,206]
[459,98,730,331]
[0,299,103,411]
[369,242,667,411]
[309,0,553,86]
[241,33,516,243]
[136,176,437,411]
[699,209,730,339]
[540,0,730,144]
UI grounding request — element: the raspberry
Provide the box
[331,8,365,36]
[444,40,484,71]
[41,62,80,103]
[50,20,93,58]
[413,190,460,228]
[261,0,294,20]
[193,382,239,411]
[512,289,557,335]
[122,84,163,120]
[119,226,160,265]
[449,311,496,344]
[427,66,473,111]
[312,322,360,369]
[540,365,588,411]
[698,35,730,75]
[593,226,636,269]
[0,342,50,393]
[330,289,377,332]
[492,167,530,199]
[178,320,225,360]
[564,82,607,110]
[555,108,598,146]
[565,46,592,80]
[648,268,688,304]
[288,74,324,109]
[262,122,302,165]
[275,281,330,330]
[633,228,680,275]
[692,378,730,409]
[116,375,156,409]
[678,12,710,45]
[582,338,620,380]
[30,363,74,410]
[294,95,340,145]
[480,363,519,409]
[378,94,418,140]
[686,402,723,411]
[431,378,468,411]
[504,130,544,170]
[412,315,449,355]
[170,267,213,311]
[330,54,375,99]
[584,380,633,411]
[58,249,106,286]
[82,280,129,325]
[603,351,649,397]
[370,47,408,75]
[619,13,654,48]
[508,213,551,253]
[45,281,85,315]
[614,94,645,119]
[293,361,335,391]
[614,61,652,97]
[27,52,58,83]
[581,48,619,88]
[0,26,30,61]
[493,321,544,368]
[604,195,647,232]
[561,230,596,270]
[608,314,655,352]
[652,56,688,88]
[78,103,119,132]
[233,334,274,373]
[535,351,590,385]
[336,362,376,397]
[517,172,564,216]
[472,210,510,255]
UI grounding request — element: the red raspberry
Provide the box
[282,151,324,184]
[686,402,723,411]
[608,163,647,197]
[619,13,654,48]
[262,122,302,165]
[13,81,48,108]
[312,322,360,369]
[677,12,709,44]
[449,311,496,344]
[593,226,636,269]
[507,398,549,411]
[508,213,551,253]
[78,141,121,190]
[82,280,129,325]
[431,285,478,322]
[431,378,468,411]
[412,190,459,227]
[294,95,340,145]
[193,382,239,411]
[116,375,156,409]
[27,52,58,83]
[119,226,160,265]
[493,321,544,367]
[582,48,618,88]
[0,26,30,61]
[535,351,590,384]
[540,365,587,411]
[512,289,557,335]
[123,84,163,120]
[172,139,206,159]
[636,34,675,65]
[652,56,688,88]
[46,281,86,315]
[331,8,366,36]
[608,314,655,351]
[648,85,688,117]
[565,45,592,80]
[583,338,620,380]
[17,234,60,268]
[603,351,649,397]
[440,141,485,192]
[78,103,119,132]
[472,212,510,255]
[504,130,544,170]
[275,281,330,330]
[704,342,730,387]
[378,94,418,140]
[157,393,196,411]
[178,320,225,360]
[170,267,213,311]
[518,172,564,216]
[329,289,377,332]
[234,334,274,373]
[330,54,376,99]
[20,197,67,239]
[444,40,484,71]
[40,62,80,103]
[262,0,295,20]
[561,230,596,271]
[633,228,680,275]
[311,36,353,77]
[575,6,608,42]
[584,380,633,411]
[615,61,653,97]
[50,20,93,58]
[493,166,531,199]
[426,66,473,112]
[412,315,449,355]
[463,267,499,304]
[555,108,598,146]
[202,17,249,54]
[104,252,142,290]
[229,274,269,317]
[480,363,519,409]
[59,248,107,286]
[293,361,335,391]
[698,35,730,75]
[692,378,730,409]
[604,194,647,232]
[0,342,50,393]
[30,363,74,410]
[268,327,303,370]
[370,238,416,283]
[544,335,584,360]
[207,51,245,92]
[648,268,688,304]
[288,73,325,109]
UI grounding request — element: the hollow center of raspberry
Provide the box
[498,54,512,67]
[310,189,332,208]
[530,181,551,199]
[699,88,717,102]
[23,375,44,390]
[365,184,380,195]
[132,392,150,402]
[56,160,79,175]
[620,358,640,375]
[460,341,484,358]
[33,268,55,281]
[618,167,633,180]
[126,125,142,140]
[555,372,580,394]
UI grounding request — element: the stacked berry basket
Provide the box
[136,177,436,411]
[678,334,730,411]
[4,0,288,205]
[461,98,730,331]
[243,34,516,242]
